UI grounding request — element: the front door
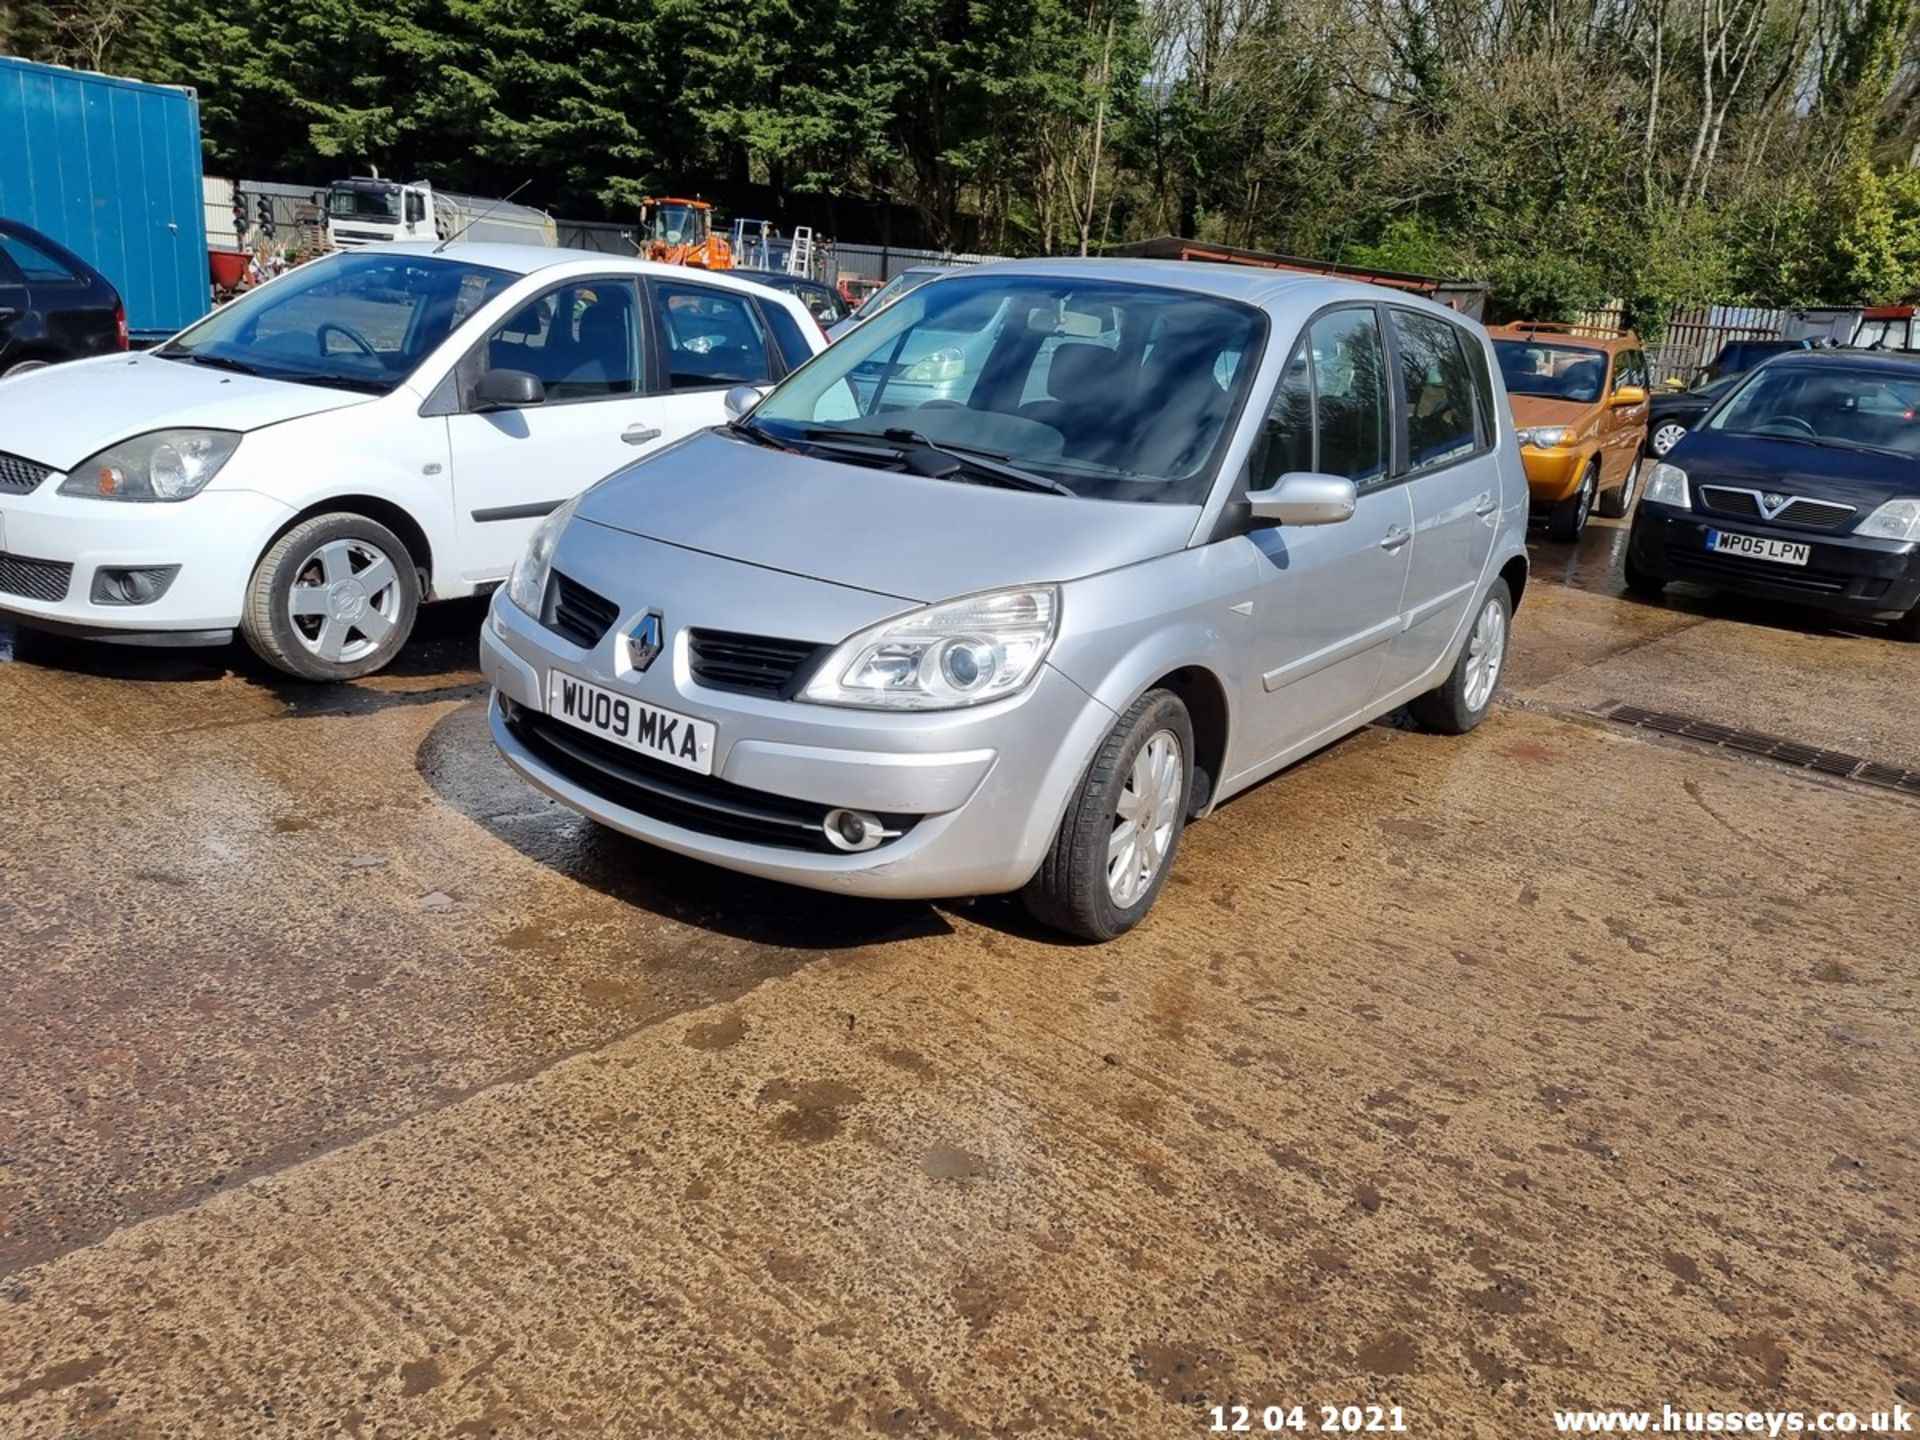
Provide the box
[1377,306,1500,692]
[445,278,668,584]
[638,277,786,444]
[1237,311,1414,763]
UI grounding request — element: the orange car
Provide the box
[1489,322,1651,541]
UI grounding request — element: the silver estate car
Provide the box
[482,260,1529,939]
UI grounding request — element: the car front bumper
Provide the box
[0,484,294,638]
[1630,503,1920,620]
[1519,447,1590,503]
[481,590,1118,900]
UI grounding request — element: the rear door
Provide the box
[0,229,112,360]
[1376,306,1499,694]
[1238,309,1414,760]
[641,278,787,444]
[445,277,669,584]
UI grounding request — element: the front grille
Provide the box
[0,554,73,601]
[1666,549,1849,594]
[507,705,916,853]
[0,452,52,496]
[1698,486,1857,531]
[688,629,825,697]
[542,572,620,649]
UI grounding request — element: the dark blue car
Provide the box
[1626,350,1920,638]
[0,218,126,379]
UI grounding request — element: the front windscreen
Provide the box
[158,252,515,394]
[1494,340,1608,404]
[1705,364,1920,456]
[327,187,400,221]
[750,272,1266,503]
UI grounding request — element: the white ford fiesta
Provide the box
[0,243,824,678]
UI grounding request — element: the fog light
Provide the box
[823,807,885,853]
[90,565,181,606]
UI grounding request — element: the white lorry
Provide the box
[324,177,556,249]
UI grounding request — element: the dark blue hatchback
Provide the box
[1626,351,1920,638]
[0,218,127,379]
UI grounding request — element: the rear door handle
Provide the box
[1474,491,1498,518]
[622,425,662,446]
[1379,525,1412,552]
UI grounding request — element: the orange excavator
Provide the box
[638,197,734,270]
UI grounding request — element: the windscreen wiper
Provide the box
[166,351,261,377]
[802,426,1075,496]
[726,415,786,450]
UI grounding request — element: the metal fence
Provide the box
[1573,301,1789,386]
[827,241,1000,283]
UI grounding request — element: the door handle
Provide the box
[621,425,662,446]
[1474,491,1498,518]
[0,307,18,324]
[1379,525,1412,552]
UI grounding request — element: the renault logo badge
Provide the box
[626,610,664,672]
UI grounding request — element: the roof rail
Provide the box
[1498,319,1631,340]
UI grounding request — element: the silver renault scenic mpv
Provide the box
[482,260,1529,939]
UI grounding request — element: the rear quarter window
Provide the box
[758,299,817,377]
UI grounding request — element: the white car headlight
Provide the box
[1516,426,1575,448]
[1642,462,1691,510]
[506,496,580,618]
[800,585,1060,710]
[59,429,241,502]
[1856,498,1920,541]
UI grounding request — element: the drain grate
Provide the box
[1600,701,1920,797]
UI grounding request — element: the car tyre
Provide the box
[1546,461,1597,541]
[1409,579,1512,736]
[1890,606,1920,643]
[1596,455,1641,519]
[1622,552,1667,601]
[242,513,420,682]
[1023,689,1194,942]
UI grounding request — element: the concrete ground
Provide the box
[0,516,1915,1437]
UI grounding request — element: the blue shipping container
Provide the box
[0,56,209,343]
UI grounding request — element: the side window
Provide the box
[0,232,79,284]
[1390,310,1480,472]
[1306,308,1389,486]
[480,280,642,403]
[758,299,816,377]
[655,282,772,389]
[1250,339,1314,488]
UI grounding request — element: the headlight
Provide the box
[1642,462,1691,509]
[902,346,965,383]
[59,429,241,501]
[1858,498,1920,541]
[800,585,1059,710]
[1516,426,1575,449]
[506,496,580,617]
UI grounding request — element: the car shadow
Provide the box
[0,596,495,717]
[414,696,957,952]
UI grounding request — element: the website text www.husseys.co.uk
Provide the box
[1552,1406,1913,1434]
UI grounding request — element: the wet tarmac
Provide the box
[1,514,1915,1436]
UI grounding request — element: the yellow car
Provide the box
[1490,322,1651,540]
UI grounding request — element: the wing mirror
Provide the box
[1246,472,1358,527]
[723,384,764,422]
[473,369,546,411]
[1612,384,1648,407]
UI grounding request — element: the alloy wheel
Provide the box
[1106,729,1184,908]
[286,538,404,664]
[1462,594,1508,713]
